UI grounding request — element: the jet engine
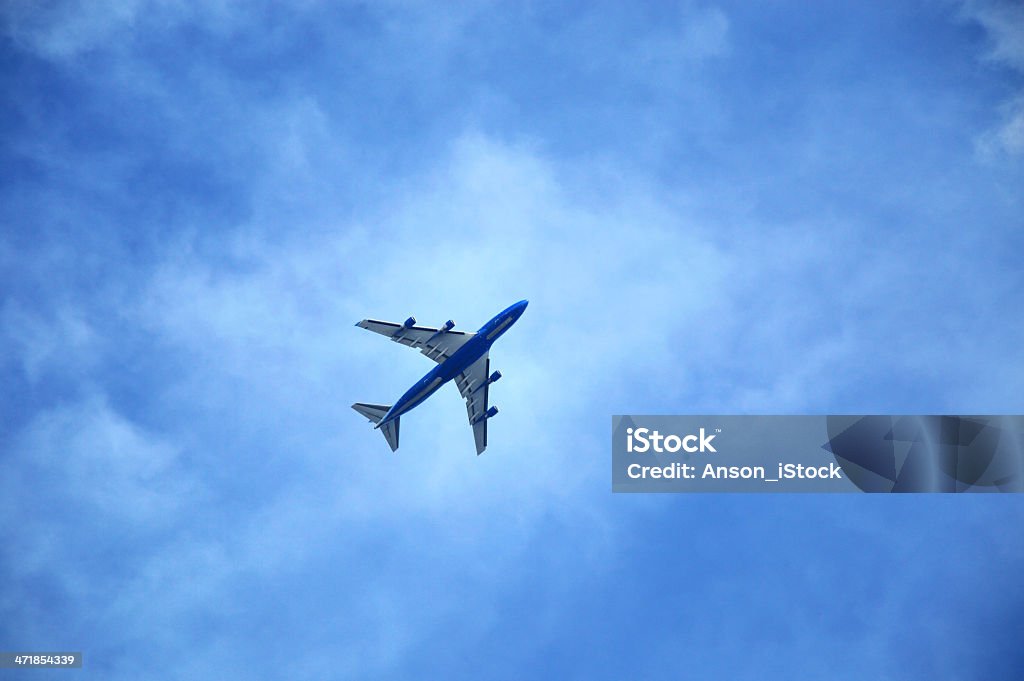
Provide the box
[473,405,500,424]
[442,319,455,331]
[403,316,416,328]
[488,371,502,384]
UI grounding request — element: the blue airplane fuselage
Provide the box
[377,299,528,428]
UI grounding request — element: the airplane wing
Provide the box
[454,353,492,455]
[356,318,475,364]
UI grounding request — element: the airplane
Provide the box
[352,300,528,455]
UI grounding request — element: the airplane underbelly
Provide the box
[395,376,445,415]
[442,340,488,380]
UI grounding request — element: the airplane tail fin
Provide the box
[351,403,400,451]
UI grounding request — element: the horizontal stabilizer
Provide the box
[352,403,400,452]
[352,402,390,424]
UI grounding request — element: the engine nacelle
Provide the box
[442,319,455,331]
[488,371,502,384]
[403,316,417,328]
[473,405,499,424]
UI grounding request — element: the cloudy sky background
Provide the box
[2,1,1023,679]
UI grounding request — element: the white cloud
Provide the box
[12,395,198,523]
[1,0,252,59]
[636,5,730,68]
[960,0,1024,156]
[997,98,1024,152]
[1,301,99,382]
[963,0,1024,70]
[0,132,713,670]
[978,95,1024,156]
[558,2,730,96]
[126,132,738,549]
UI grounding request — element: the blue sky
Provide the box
[2,1,1023,679]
